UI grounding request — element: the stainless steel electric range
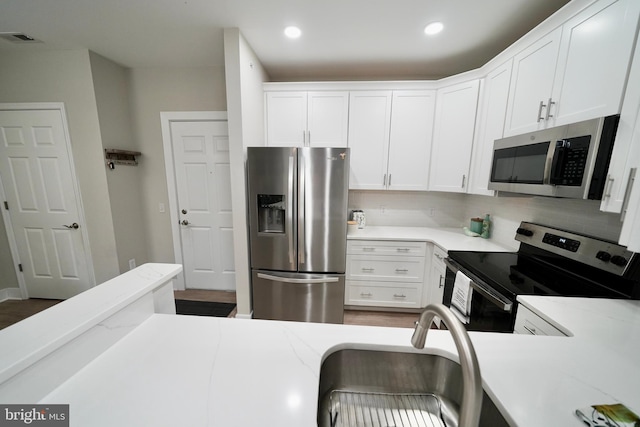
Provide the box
[443,222,640,333]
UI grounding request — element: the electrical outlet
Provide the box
[129,259,136,270]
[159,203,165,213]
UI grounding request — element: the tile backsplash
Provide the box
[348,190,624,250]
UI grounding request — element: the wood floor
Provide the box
[0,290,419,330]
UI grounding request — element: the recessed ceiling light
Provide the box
[284,26,302,39]
[424,22,444,36]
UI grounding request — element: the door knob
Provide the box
[181,209,188,214]
[180,220,190,226]
[63,223,79,229]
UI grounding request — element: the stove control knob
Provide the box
[610,255,628,267]
[516,227,533,237]
[596,251,612,262]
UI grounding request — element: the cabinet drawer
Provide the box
[346,255,425,282]
[514,305,566,337]
[347,240,427,256]
[346,282,420,308]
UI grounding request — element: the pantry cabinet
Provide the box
[264,91,349,147]
[429,79,480,193]
[348,90,436,191]
[468,60,513,196]
[504,0,639,136]
[345,240,427,309]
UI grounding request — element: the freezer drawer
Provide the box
[252,270,345,324]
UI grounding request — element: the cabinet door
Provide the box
[602,24,640,215]
[552,0,639,127]
[468,60,512,196]
[387,90,436,191]
[504,28,562,136]
[265,92,307,146]
[307,91,350,147]
[347,91,392,190]
[429,80,480,193]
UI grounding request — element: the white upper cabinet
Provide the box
[468,60,513,196]
[348,90,436,191]
[505,0,640,136]
[348,91,393,190]
[429,79,480,193]
[504,28,562,136]
[387,91,436,191]
[265,91,349,147]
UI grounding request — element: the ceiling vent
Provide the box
[0,33,43,44]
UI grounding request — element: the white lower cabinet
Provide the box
[426,245,447,327]
[513,305,566,337]
[346,240,427,308]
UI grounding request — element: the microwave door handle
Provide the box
[550,142,567,184]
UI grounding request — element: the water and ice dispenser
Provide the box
[257,194,285,233]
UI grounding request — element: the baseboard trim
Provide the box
[0,287,23,303]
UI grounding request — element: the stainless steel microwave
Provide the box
[488,115,619,199]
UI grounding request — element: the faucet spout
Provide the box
[412,304,482,427]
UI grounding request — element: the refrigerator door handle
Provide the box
[287,155,295,265]
[257,273,339,284]
[298,154,306,264]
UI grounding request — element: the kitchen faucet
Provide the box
[412,304,483,427]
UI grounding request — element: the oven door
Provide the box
[443,258,516,333]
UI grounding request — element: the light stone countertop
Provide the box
[348,225,514,252]
[40,296,640,427]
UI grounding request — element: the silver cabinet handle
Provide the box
[435,253,445,260]
[361,267,375,272]
[396,248,410,253]
[362,247,376,252]
[604,175,614,198]
[63,222,79,229]
[439,275,444,289]
[620,168,637,222]
[461,174,466,188]
[360,292,373,297]
[383,174,387,186]
[388,174,392,187]
[393,294,406,298]
[307,130,311,146]
[523,325,537,335]
[537,100,546,122]
[545,98,555,120]
[395,268,409,273]
[257,273,339,284]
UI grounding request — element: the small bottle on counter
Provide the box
[481,214,491,239]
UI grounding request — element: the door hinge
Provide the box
[18,263,23,272]
[3,201,8,210]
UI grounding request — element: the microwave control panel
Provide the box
[550,136,590,186]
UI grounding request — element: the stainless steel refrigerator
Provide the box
[247,147,349,324]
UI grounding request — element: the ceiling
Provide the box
[0,0,571,81]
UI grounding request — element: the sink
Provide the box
[317,348,509,427]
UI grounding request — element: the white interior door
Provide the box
[170,119,235,290]
[0,107,93,299]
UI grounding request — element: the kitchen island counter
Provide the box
[348,225,513,252]
[39,298,640,427]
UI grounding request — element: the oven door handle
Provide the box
[444,258,513,312]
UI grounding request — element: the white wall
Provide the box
[224,28,270,316]
[127,66,227,263]
[89,52,149,273]
[0,49,120,285]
